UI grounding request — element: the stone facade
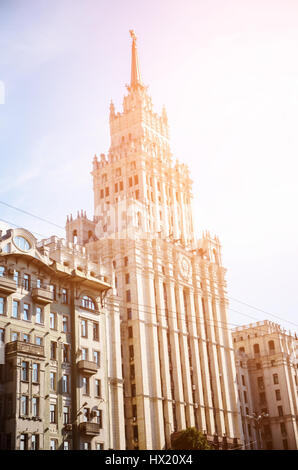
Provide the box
[233,320,298,449]
[66,32,243,449]
[0,225,125,450]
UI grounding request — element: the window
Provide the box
[36,307,42,324]
[36,279,41,288]
[36,337,42,346]
[49,284,56,300]
[21,361,29,381]
[129,345,134,361]
[62,374,69,393]
[129,177,133,187]
[20,434,28,450]
[83,442,90,450]
[14,236,30,251]
[50,404,56,423]
[21,396,28,415]
[23,303,30,321]
[50,312,56,329]
[253,343,260,354]
[128,326,133,338]
[63,441,69,450]
[0,297,4,315]
[83,407,89,422]
[81,295,95,310]
[115,182,118,193]
[32,397,39,417]
[11,332,18,342]
[119,181,123,191]
[62,288,68,304]
[82,377,89,395]
[23,333,29,343]
[268,340,275,351]
[50,439,57,450]
[63,344,69,363]
[0,328,4,342]
[131,384,136,397]
[96,443,104,450]
[50,341,57,360]
[0,266,5,277]
[81,320,87,337]
[257,376,264,390]
[273,373,279,385]
[127,308,132,320]
[126,290,131,302]
[95,409,103,428]
[62,316,68,333]
[280,422,287,435]
[93,322,99,341]
[31,434,39,450]
[259,392,266,404]
[14,270,19,285]
[22,274,30,290]
[134,175,138,185]
[278,406,284,417]
[93,351,100,366]
[105,186,109,197]
[241,375,245,386]
[275,389,281,401]
[95,379,101,397]
[82,348,88,360]
[130,364,135,380]
[32,363,39,383]
[125,273,130,284]
[50,372,56,391]
[243,391,247,403]
[282,439,288,450]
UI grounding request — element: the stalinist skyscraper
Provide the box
[66,31,243,449]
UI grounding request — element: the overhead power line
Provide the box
[0,200,64,230]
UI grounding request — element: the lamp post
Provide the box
[246,411,269,450]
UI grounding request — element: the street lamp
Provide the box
[246,411,269,450]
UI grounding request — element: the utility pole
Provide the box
[246,411,269,450]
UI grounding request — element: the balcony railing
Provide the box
[31,287,53,305]
[0,276,17,295]
[77,360,99,375]
[79,422,100,436]
[5,340,44,358]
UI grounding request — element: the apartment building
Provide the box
[0,224,125,450]
[233,320,298,450]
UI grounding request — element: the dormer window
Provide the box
[14,236,30,251]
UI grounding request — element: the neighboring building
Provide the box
[233,320,298,450]
[66,31,243,449]
[0,225,125,450]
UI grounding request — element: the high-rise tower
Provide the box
[66,31,243,450]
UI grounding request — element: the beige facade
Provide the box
[0,225,125,450]
[66,32,243,450]
[233,320,298,450]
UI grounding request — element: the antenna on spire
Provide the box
[129,30,143,89]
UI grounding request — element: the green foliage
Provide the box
[171,427,212,450]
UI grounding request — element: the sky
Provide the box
[0,0,297,332]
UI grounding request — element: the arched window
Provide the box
[73,230,77,244]
[253,343,260,354]
[81,295,95,311]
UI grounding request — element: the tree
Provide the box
[171,427,212,450]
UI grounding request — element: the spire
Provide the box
[129,30,143,88]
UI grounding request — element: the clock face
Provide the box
[14,236,31,251]
[179,255,191,280]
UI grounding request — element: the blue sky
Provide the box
[1,0,298,331]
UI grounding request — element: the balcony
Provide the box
[32,287,53,305]
[77,360,98,375]
[79,422,100,436]
[0,276,17,295]
[5,340,44,358]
